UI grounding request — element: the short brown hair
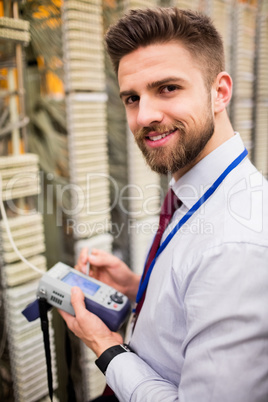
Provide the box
[105,7,225,88]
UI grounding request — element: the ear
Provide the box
[212,72,232,114]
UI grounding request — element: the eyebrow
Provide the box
[119,76,187,99]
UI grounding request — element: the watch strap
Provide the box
[95,344,132,374]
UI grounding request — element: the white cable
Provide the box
[0,174,44,275]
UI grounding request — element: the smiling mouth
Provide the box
[146,129,177,141]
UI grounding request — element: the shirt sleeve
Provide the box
[106,352,178,401]
[106,241,268,402]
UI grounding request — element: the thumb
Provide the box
[71,286,86,316]
[89,249,113,267]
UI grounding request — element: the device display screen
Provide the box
[61,272,100,296]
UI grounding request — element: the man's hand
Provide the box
[59,286,123,357]
[75,248,141,302]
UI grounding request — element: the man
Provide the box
[60,7,268,401]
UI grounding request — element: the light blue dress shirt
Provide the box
[106,134,268,402]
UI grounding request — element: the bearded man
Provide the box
[60,8,268,402]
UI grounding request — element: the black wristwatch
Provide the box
[95,344,132,374]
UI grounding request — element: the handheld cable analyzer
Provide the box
[22,262,131,332]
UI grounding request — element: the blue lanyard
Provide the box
[136,147,248,305]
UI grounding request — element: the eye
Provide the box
[161,85,179,94]
[125,95,140,105]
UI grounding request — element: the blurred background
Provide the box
[0,0,267,401]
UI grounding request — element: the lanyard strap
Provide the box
[136,148,248,304]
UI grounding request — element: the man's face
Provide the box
[118,41,215,179]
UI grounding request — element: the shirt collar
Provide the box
[170,133,246,210]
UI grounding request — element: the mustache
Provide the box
[134,121,186,139]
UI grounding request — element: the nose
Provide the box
[136,96,164,127]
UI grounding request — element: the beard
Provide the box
[133,112,215,175]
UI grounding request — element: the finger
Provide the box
[75,247,89,272]
[79,247,89,265]
[88,265,98,278]
[58,308,71,322]
[70,286,86,318]
[89,249,114,267]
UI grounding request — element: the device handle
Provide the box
[39,298,53,401]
